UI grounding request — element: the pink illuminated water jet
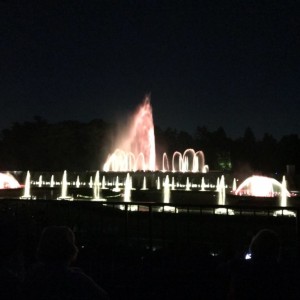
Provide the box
[103,96,207,172]
[103,96,156,171]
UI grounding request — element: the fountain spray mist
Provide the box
[104,95,156,171]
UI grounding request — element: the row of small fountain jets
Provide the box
[19,171,293,215]
[21,170,227,201]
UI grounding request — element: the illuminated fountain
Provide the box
[92,171,105,201]
[234,175,291,198]
[103,96,156,172]
[120,173,140,211]
[201,177,205,191]
[185,177,191,191]
[76,176,80,188]
[38,175,43,187]
[163,175,170,203]
[123,173,131,202]
[20,171,35,199]
[215,175,234,215]
[0,172,21,189]
[57,170,73,200]
[231,178,237,193]
[7,97,298,211]
[103,97,208,173]
[112,176,121,192]
[159,175,177,212]
[168,149,208,173]
[50,175,55,188]
[171,177,176,190]
[156,177,161,190]
[141,176,147,190]
[234,175,295,216]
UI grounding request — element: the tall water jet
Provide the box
[216,177,220,192]
[76,176,80,188]
[38,175,43,187]
[20,171,34,199]
[113,176,121,192]
[157,177,161,190]
[216,175,233,215]
[58,170,73,200]
[102,176,107,189]
[50,175,55,188]
[141,176,147,190]
[185,177,191,191]
[218,175,226,205]
[232,178,237,192]
[171,177,175,190]
[88,176,93,188]
[281,176,287,207]
[273,176,295,217]
[163,175,170,203]
[93,171,105,201]
[124,173,131,202]
[103,95,156,171]
[201,177,205,191]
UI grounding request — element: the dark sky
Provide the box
[1,0,299,139]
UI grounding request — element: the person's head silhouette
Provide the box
[249,229,281,262]
[37,226,78,265]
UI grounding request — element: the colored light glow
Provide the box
[0,173,21,189]
[103,97,208,172]
[103,96,156,171]
[234,175,290,197]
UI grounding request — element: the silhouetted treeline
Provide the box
[0,117,299,176]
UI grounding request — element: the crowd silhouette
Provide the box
[1,214,300,299]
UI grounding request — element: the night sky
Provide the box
[1,0,299,139]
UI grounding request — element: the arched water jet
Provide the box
[195,151,205,172]
[0,173,21,189]
[162,153,170,172]
[183,149,195,172]
[135,153,146,172]
[235,175,291,197]
[172,151,182,172]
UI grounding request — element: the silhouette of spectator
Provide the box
[22,226,109,300]
[248,228,281,262]
[227,229,288,300]
[0,219,22,300]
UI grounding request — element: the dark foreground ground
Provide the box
[1,198,300,299]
